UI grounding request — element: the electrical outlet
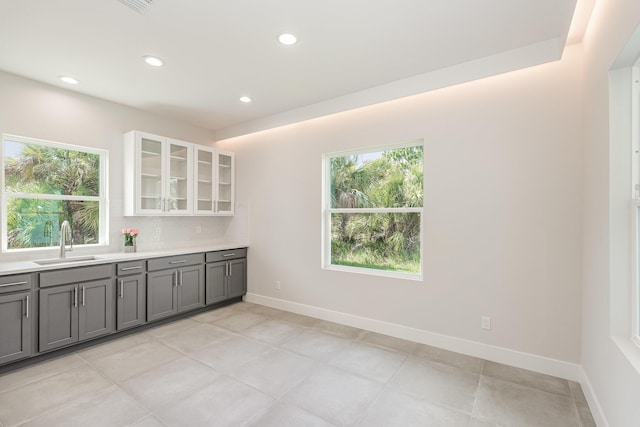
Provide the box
[275,280,281,290]
[481,316,491,330]
[195,225,202,233]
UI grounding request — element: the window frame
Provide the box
[322,140,424,281]
[632,61,640,347]
[1,134,109,253]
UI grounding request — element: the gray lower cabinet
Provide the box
[205,248,247,305]
[116,261,146,331]
[0,274,33,365]
[39,266,114,352]
[147,253,205,322]
[0,291,32,365]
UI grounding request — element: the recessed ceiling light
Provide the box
[239,96,252,103]
[143,55,165,67]
[58,75,79,85]
[278,33,297,46]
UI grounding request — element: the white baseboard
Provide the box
[244,292,583,381]
[576,369,610,427]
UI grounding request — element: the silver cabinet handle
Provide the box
[119,279,124,298]
[170,260,187,264]
[0,281,28,288]
[25,295,29,318]
[73,287,78,307]
[82,286,86,306]
[228,262,232,276]
[174,270,178,287]
[179,270,183,286]
[121,266,142,271]
[222,253,235,257]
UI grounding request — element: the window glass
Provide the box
[325,143,423,277]
[2,135,106,251]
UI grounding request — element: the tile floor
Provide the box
[0,302,596,427]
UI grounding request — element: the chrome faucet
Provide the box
[59,220,73,258]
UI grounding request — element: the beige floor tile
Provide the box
[155,375,274,427]
[129,415,169,427]
[0,364,112,427]
[277,311,322,328]
[576,402,597,427]
[154,323,232,353]
[248,403,335,427]
[77,332,152,362]
[189,306,235,323]
[243,304,287,318]
[121,357,221,411]
[190,335,271,373]
[241,319,305,345]
[212,311,269,332]
[414,343,484,374]
[469,418,505,427]
[0,354,87,393]
[482,361,571,397]
[283,365,383,426]
[388,356,479,413]
[229,348,315,398]
[357,331,418,354]
[328,341,407,383]
[474,376,580,427]
[280,329,351,361]
[357,388,470,427]
[314,320,363,339]
[144,318,200,339]
[19,384,149,427]
[569,381,588,404]
[89,340,182,383]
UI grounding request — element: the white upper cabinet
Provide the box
[124,131,194,216]
[125,131,234,216]
[193,146,235,215]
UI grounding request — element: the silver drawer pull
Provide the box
[121,266,142,271]
[169,260,187,264]
[0,281,28,288]
[222,253,236,257]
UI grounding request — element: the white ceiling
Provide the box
[0,0,590,139]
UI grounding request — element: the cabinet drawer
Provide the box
[116,260,145,276]
[0,274,32,294]
[147,253,204,271]
[205,248,247,263]
[40,264,113,287]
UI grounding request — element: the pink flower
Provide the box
[122,228,139,237]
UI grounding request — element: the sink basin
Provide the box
[34,256,101,266]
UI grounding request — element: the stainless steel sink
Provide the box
[34,256,101,265]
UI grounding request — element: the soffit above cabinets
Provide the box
[0,0,590,139]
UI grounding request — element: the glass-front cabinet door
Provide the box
[166,139,192,214]
[216,151,234,215]
[139,136,163,213]
[194,147,214,214]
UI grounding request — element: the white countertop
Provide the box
[0,243,248,276]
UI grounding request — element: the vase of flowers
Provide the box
[122,228,139,253]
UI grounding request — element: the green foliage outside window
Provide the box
[329,145,423,274]
[3,139,102,250]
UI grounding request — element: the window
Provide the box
[633,60,640,346]
[1,134,108,252]
[323,142,424,279]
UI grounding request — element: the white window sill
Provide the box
[323,264,423,282]
[611,335,640,375]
